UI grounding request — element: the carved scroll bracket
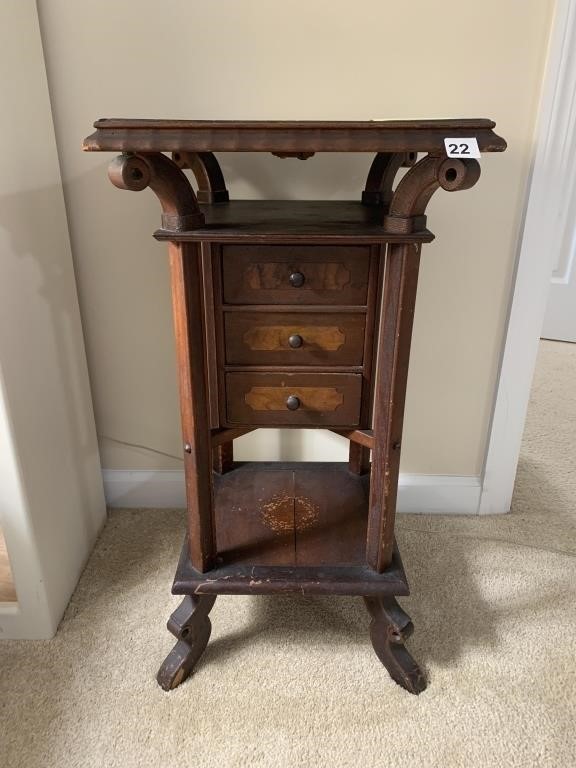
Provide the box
[108,152,205,231]
[172,151,230,204]
[383,155,481,234]
[362,151,417,207]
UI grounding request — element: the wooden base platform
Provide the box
[173,462,410,596]
[173,543,409,597]
[159,462,424,694]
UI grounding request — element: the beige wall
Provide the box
[37,0,554,476]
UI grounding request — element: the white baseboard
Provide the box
[102,469,482,515]
[397,473,481,514]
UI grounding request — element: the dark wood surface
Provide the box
[210,427,255,447]
[172,463,410,595]
[156,594,216,690]
[84,117,506,154]
[93,117,505,693]
[225,372,362,426]
[367,243,421,571]
[293,466,369,565]
[154,200,435,244]
[211,462,369,567]
[201,243,220,429]
[169,243,216,571]
[364,596,427,694]
[108,153,204,231]
[214,465,296,565]
[332,428,375,450]
[362,151,416,206]
[173,151,229,204]
[221,243,371,304]
[224,310,366,366]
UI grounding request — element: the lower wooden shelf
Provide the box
[172,462,410,597]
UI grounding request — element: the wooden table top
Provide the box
[83,118,506,154]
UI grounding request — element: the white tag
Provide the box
[444,137,481,159]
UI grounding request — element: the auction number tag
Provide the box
[444,137,481,159]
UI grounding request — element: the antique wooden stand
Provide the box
[84,119,506,694]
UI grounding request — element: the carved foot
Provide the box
[364,596,426,695]
[157,595,216,691]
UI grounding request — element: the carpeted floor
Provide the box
[1,340,575,768]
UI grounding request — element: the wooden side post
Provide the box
[366,242,421,570]
[169,242,216,571]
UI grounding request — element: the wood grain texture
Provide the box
[211,427,255,447]
[364,596,426,694]
[93,118,505,694]
[211,463,373,569]
[84,118,506,154]
[201,243,220,429]
[172,151,229,204]
[108,152,204,230]
[348,442,371,475]
[169,243,215,571]
[156,594,216,690]
[224,311,366,366]
[222,244,370,305]
[245,386,343,412]
[362,151,416,207]
[332,428,374,449]
[349,245,382,474]
[384,155,481,233]
[171,458,411,594]
[243,324,346,351]
[294,466,369,565]
[225,372,362,426]
[214,466,296,565]
[212,442,233,475]
[367,243,421,571]
[154,201,435,244]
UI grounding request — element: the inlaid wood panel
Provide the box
[225,372,362,426]
[224,311,366,366]
[214,468,295,565]
[222,245,370,305]
[211,463,370,568]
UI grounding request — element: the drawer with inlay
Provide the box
[225,372,362,426]
[223,311,366,366]
[221,244,370,305]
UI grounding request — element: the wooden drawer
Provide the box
[225,372,362,426]
[222,245,370,305]
[224,311,366,366]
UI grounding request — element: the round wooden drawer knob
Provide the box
[288,334,303,348]
[286,395,300,411]
[289,271,305,287]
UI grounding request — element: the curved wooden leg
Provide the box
[157,595,216,691]
[364,596,426,695]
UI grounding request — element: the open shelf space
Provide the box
[215,461,369,567]
[172,462,410,596]
[154,200,435,244]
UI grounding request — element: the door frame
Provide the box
[479,0,575,513]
